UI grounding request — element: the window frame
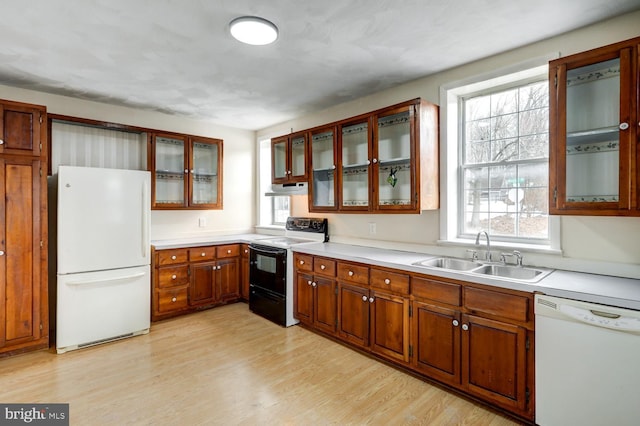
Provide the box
[439,56,561,253]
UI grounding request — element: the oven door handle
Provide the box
[250,245,287,256]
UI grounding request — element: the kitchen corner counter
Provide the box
[151,233,271,250]
[292,242,640,310]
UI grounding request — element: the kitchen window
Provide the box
[440,58,560,250]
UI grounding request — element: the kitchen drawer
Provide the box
[157,248,188,266]
[189,246,216,262]
[337,262,369,285]
[412,276,461,306]
[157,266,189,289]
[294,253,313,272]
[216,244,240,259]
[464,287,529,323]
[314,257,336,277]
[370,268,410,294]
[157,287,189,314]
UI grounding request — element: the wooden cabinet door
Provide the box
[188,137,222,209]
[271,136,289,183]
[240,244,250,301]
[216,258,239,301]
[370,290,409,364]
[294,272,314,325]
[0,102,45,157]
[0,158,43,349]
[412,300,461,385]
[337,283,370,347]
[313,276,337,334]
[462,314,528,413]
[190,262,216,306]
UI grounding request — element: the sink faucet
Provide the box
[475,231,492,261]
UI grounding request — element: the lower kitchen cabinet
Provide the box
[294,254,337,334]
[294,252,535,422]
[151,244,242,321]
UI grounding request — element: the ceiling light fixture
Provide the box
[229,16,278,46]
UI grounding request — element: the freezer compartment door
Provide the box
[57,166,151,274]
[56,265,151,353]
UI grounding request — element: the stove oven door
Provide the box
[249,244,287,295]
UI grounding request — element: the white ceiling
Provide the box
[1,0,639,130]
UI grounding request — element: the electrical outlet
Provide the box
[368,222,376,235]
[198,217,207,228]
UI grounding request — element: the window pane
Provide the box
[272,196,290,225]
[462,78,549,242]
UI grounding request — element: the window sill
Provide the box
[437,238,562,256]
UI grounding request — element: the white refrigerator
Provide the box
[56,166,151,354]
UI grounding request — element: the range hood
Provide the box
[265,182,308,196]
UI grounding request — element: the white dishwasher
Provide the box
[535,294,640,426]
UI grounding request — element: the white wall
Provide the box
[258,11,640,277]
[0,84,257,240]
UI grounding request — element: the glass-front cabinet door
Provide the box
[550,45,634,214]
[340,118,371,211]
[153,134,187,207]
[309,127,337,211]
[271,132,307,184]
[374,106,415,211]
[190,138,222,208]
[152,134,223,209]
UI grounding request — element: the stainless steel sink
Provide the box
[412,256,553,283]
[471,264,551,282]
[413,257,481,271]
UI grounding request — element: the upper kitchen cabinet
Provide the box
[151,133,223,209]
[0,100,46,157]
[309,126,338,211]
[549,36,639,216]
[308,98,439,213]
[271,131,308,184]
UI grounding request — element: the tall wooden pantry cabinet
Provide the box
[0,99,49,356]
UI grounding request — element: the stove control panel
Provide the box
[285,217,328,240]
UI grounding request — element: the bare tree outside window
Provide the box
[461,80,549,241]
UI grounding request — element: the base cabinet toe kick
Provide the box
[293,253,535,422]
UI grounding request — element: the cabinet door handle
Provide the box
[184,169,189,174]
[307,280,312,286]
[366,159,371,165]
[362,295,368,302]
[462,324,469,331]
[0,250,4,256]
[372,158,378,164]
[191,169,195,173]
[218,265,222,270]
[369,297,374,303]
[452,320,459,327]
[171,274,177,280]
[312,282,317,287]
[348,271,354,276]
[331,165,336,170]
[384,278,391,285]
[619,122,629,130]
[0,139,4,145]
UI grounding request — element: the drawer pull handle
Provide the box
[348,271,354,276]
[171,297,177,302]
[452,320,459,327]
[384,278,391,285]
[201,252,206,257]
[0,139,3,145]
[171,274,177,280]
[362,295,367,302]
[462,324,469,331]
[227,249,232,254]
[244,249,248,254]
[171,255,177,260]
[320,265,326,270]
[299,260,305,265]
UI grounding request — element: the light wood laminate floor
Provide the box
[0,303,522,425]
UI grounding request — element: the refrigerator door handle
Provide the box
[142,181,149,259]
[66,272,147,286]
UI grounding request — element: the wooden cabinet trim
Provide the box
[464,286,529,324]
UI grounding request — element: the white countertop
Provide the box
[150,235,640,311]
[292,242,640,311]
